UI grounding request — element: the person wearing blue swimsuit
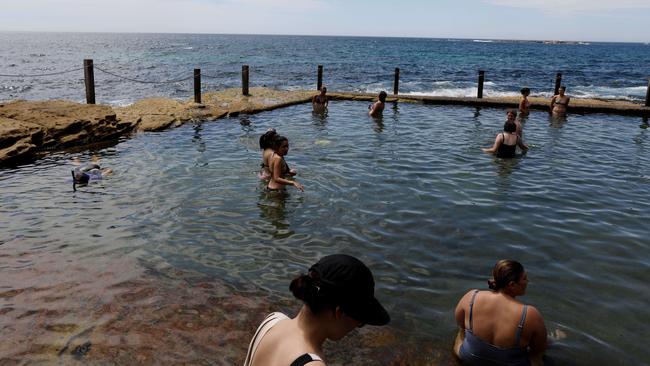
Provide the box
[454,260,547,366]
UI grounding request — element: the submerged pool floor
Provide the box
[1,101,649,364]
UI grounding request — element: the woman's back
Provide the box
[468,291,530,348]
[250,317,324,366]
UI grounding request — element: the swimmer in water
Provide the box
[483,114,528,158]
[312,86,329,114]
[368,91,387,117]
[71,162,112,190]
[267,135,303,192]
[519,87,531,117]
[550,86,570,117]
[259,128,278,180]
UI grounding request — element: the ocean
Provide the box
[1,32,649,105]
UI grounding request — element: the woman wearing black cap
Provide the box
[244,254,390,366]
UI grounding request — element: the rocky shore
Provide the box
[1,88,648,166]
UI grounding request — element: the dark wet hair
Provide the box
[290,270,337,314]
[504,120,517,133]
[520,87,530,95]
[272,135,288,150]
[559,85,567,91]
[488,259,524,291]
[320,86,327,92]
[378,91,387,102]
[259,129,277,150]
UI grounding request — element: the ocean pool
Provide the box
[1,101,649,365]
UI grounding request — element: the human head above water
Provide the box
[271,135,288,150]
[259,128,277,150]
[289,254,390,326]
[520,87,530,96]
[488,259,525,291]
[378,91,387,103]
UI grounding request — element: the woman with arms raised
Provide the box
[454,259,547,366]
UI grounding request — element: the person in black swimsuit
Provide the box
[483,113,528,158]
[243,254,390,366]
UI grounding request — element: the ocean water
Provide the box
[1,101,649,364]
[1,32,649,105]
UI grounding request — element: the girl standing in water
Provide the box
[267,135,303,192]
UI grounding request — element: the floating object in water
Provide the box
[314,139,332,146]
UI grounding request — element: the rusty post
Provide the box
[242,65,249,96]
[393,67,400,95]
[317,65,323,91]
[194,69,201,103]
[477,70,485,99]
[83,59,95,104]
[554,72,563,95]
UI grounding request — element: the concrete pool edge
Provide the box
[1,88,649,166]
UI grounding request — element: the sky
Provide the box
[1,0,648,42]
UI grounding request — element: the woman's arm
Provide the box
[517,137,528,151]
[271,157,304,191]
[549,95,556,112]
[482,134,502,154]
[368,101,380,116]
[527,306,548,365]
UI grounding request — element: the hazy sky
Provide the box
[1,0,648,42]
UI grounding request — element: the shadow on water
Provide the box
[472,106,482,121]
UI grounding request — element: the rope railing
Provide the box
[93,65,194,84]
[2,60,649,107]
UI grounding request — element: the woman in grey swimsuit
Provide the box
[244,254,390,366]
[550,86,570,116]
[454,260,547,366]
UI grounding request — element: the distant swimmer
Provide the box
[483,114,528,158]
[368,91,387,117]
[550,86,570,116]
[519,87,531,117]
[259,128,278,180]
[71,162,112,190]
[312,86,329,114]
[267,135,303,192]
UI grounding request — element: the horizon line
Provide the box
[0,30,647,45]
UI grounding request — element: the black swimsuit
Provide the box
[496,133,518,158]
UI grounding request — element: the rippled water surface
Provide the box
[1,102,649,365]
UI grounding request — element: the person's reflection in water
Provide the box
[257,190,303,239]
[473,107,482,120]
[548,113,567,129]
[493,157,521,180]
[192,122,206,153]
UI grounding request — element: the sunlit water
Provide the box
[1,102,649,365]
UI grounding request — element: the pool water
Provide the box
[1,101,649,365]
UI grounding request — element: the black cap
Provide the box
[309,254,390,326]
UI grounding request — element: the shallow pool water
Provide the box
[1,101,649,365]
